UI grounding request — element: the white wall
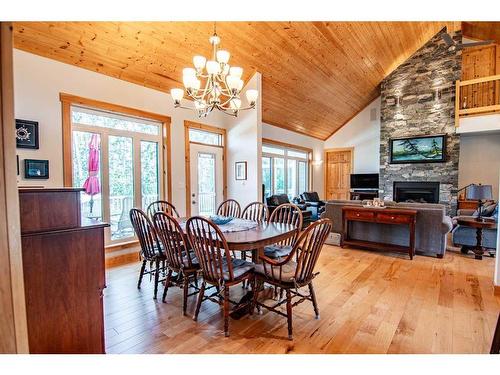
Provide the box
[261,123,325,198]
[458,114,500,134]
[459,132,500,198]
[13,49,231,216]
[227,73,262,207]
[324,97,381,174]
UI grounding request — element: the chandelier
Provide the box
[170,25,259,117]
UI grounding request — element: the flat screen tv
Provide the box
[389,134,446,164]
[350,173,379,189]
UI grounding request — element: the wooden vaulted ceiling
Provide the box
[12,22,460,140]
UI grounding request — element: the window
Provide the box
[262,142,310,199]
[71,105,165,244]
[189,128,223,146]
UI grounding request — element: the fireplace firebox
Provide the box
[393,181,440,204]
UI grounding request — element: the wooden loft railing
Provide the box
[455,74,500,126]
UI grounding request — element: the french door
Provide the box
[71,106,164,245]
[189,143,224,216]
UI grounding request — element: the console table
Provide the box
[341,206,417,259]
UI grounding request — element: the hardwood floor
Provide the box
[104,246,500,354]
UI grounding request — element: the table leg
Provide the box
[473,227,484,260]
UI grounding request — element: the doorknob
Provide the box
[192,201,196,205]
[192,193,196,197]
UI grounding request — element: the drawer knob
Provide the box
[391,216,395,220]
[356,213,360,217]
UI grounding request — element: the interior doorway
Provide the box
[324,148,353,200]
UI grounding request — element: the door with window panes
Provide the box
[262,144,310,200]
[71,106,165,245]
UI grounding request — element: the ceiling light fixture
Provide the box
[170,23,259,117]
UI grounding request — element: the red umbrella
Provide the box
[82,134,100,214]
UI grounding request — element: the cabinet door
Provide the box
[22,228,106,353]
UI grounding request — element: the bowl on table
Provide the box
[209,215,234,225]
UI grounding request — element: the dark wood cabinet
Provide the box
[19,188,108,353]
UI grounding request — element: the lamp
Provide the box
[465,184,493,221]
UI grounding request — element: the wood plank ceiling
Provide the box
[13,22,458,140]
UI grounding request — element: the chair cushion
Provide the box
[264,244,293,258]
[254,261,298,283]
[222,258,254,281]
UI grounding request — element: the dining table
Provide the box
[177,217,298,262]
[176,217,298,318]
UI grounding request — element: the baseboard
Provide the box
[106,252,140,268]
[495,285,500,296]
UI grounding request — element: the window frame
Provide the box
[261,138,312,199]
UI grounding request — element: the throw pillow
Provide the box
[492,204,498,222]
[482,203,497,217]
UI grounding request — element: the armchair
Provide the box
[266,194,312,226]
[301,191,326,219]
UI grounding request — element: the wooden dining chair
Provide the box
[242,201,269,222]
[152,212,200,315]
[265,203,303,259]
[186,216,255,337]
[129,208,166,300]
[147,200,180,218]
[217,199,241,218]
[251,218,332,340]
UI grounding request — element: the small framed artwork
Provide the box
[15,119,39,149]
[24,159,49,179]
[235,161,247,180]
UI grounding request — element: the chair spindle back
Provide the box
[241,201,269,222]
[153,212,194,270]
[130,208,162,260]
[217,199,241,218]
[147,200,180,218]
[268,203,303,246]
[292,218,332,285]
[186,216,234,284]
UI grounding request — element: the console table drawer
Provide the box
[345,210,375,221]
[376,212,413,224]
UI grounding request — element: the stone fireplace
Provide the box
[379,28,462,213]
[393,181,440,204]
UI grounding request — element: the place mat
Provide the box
[179,218,258,233]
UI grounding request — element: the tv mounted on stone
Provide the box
[389,134,447,164]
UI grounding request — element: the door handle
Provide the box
[192,201,196,204]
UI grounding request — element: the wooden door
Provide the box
[461,45,497,109]
[325,149,352,200]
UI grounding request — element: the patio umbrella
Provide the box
[82,134,100,214]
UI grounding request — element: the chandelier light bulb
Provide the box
[206,60,220,75]
[246,89,259,105]
[229,67,243,79]
[193,55,206,70]
[183,67,196,78]
[226,75,239,91]
[183,75,196,89]
[216,50,230,64]
[170,88,184,102]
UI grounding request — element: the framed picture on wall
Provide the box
[235,161,247,180]
[24,159,49,179]
[15,119,39,149]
